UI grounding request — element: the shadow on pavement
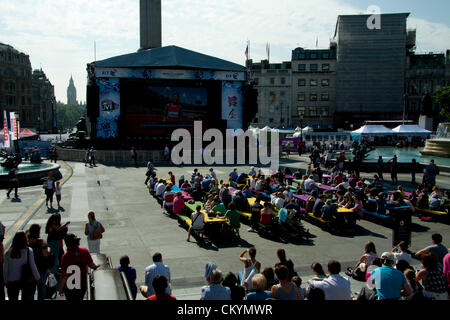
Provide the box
[332,224,388,239]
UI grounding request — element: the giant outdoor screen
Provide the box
[120,79,210,137]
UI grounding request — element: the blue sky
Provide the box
[1,0,449,103]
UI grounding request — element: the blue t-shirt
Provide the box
[116,266,137,297]
[370,266,406,300]
[229,171,238,181]
[237,173,248,184]
[201,284,231,300]
[244,291,272,300]
[278,208,288,224]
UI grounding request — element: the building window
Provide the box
[7,96,16,106]
[322,64,330,71]
[253,78,259,85]
[321,93,329,101]
[297,93,306,101]
[298,79,306,86]
[310,79,318,86]
[21,96,25,105]
[269,118,274,123]
[310,64,318,71]
[280,91,285,97]
[322,53,329,59]
[309,107,317,117]
[281,77,286,85]
[299,53,306,59]
[6,82,15,93]
[310,93,317,101]
[321,79,329,86]
[270,78,275,85]
[310,53,317,59]
[320,107,329,117]
[298,64,306,71]
[297,107,306,117]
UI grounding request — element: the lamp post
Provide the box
[403,93,408,125]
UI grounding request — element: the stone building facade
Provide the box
[291,47,336,128]
[32,69,56,133]
[0,43,35,128]
[405,51,450,122]
[247,60,292,127]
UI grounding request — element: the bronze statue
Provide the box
[76,117,87,133]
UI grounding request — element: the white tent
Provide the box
[260,126,272,131]
[295,127,302,131]
[351,125,393,136]
[392,125,431,135]
[302,126,313,132]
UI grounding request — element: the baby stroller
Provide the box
[278,209,310,243]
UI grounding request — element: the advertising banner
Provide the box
[279,137,300,152]
[221,81,243,130]
[95,67,245,81]
[96,78,121,139]
[10,112,18,140]
[3,110,10,148]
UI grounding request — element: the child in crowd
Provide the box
[55,181,62,209]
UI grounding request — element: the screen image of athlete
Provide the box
[163,93,183,122]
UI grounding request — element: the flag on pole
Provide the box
[3,110,10,148]
[10,112,18,141]
[266,42,270,62]
[316,36,318,48]
[245,44,248,60]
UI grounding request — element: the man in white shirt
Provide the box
[308,260,351,300]
[304,176,317,192]
[255,179,263,191]
[140,252,171,298]
[336,177,350,190]
[155,180,166,197]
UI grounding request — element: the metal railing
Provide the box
[87,253,133,300]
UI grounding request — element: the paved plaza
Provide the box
[2,155,450,300]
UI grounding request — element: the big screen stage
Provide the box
[120,79,223,137]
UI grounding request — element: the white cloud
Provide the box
[1,0,449,103]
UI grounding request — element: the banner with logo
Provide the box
[3,110,10,148]
[221,81,243,130]
[96,78,121,139]
[95,67,245,81]
[9,112,19,140]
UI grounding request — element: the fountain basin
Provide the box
[0,162,62,189]
[421,139,450,158]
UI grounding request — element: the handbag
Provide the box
[90,222,103,240]
[21,249,36,286]
[45,273,58,299]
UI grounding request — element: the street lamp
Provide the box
[403,93,408,125]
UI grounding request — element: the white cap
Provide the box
[381,252,395,262]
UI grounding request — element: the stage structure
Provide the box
[86,46,246,148]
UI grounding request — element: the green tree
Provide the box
[56,101,87,132]
[434,86,450,120]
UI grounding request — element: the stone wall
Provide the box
[56,148,164,165]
